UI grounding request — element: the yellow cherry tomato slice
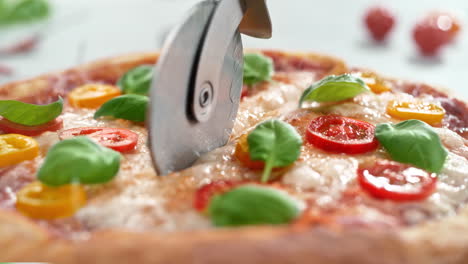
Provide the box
[0,134,39,167]
[234,133,265,170]
[68,84,121,109]
[16,182,87,219]
[367,82,391,94]
[387,101,445,125]
[360,72,391,94]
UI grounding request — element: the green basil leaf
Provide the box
[243,53,274,85]
[94,94,148,122]
[117,65,153,95]
[208,185,300,227]
[0,1,8,22]
[248,119,302,182]
[38,136,121,186]
[299,74,369,106]
[0,0,50,26]
[375,120,448,173]
[0,97,62,126]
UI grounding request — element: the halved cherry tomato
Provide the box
[0,134,39,167]
[193,180,238,212]
[59,127,138,152]
[306,115,379,154]
[0,117,63,136]
[234,133,265,169]
[68,84,121,109]
[16,181,87,219]
[387,100,445,125]
[358,160,437,201]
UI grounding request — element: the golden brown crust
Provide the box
[2,225,409,264]
[7,224,468,264]
[0,52,158,103]
[1,50,468,264]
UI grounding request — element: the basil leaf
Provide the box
[243,53,274,85]
[38,136,121,186]
[0,97,62,126]
[94,94,148,122]
[299,74,369,107]
[117,65,153,95]
[375,120,448,173]
[208,185,300,227]
[0,0,50,26]
[248,119,302,182]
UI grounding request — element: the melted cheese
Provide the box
[20,70,468,234]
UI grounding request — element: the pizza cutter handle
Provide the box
[239,0,272,38]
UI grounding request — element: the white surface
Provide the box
[0,0,467,99]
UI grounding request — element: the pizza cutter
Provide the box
[148,0,272,175]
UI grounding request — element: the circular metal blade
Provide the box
[148,1,243,175]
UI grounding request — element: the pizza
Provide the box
[0,50,467,264]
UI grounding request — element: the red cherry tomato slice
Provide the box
[306,115,379,154]
[358,160,437,202]
[240,86,249,99]
[0,117,63,136]
[193,180,239,212]
[60,127,138,153]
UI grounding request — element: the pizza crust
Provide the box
[1,50,468,264]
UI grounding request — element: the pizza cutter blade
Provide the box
[148,0,272,175]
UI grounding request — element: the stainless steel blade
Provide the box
[148,0,244,175]
[190,0,246,122]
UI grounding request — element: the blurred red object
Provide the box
[0,64,13,76]
[426,12,461,43]
[413,12,461,56]
[364,6,396,42]
[0,35,39,55]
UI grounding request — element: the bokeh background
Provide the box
[0,0,467,99]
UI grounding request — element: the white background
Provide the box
[0,0,467,99]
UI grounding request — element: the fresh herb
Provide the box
[94,94,148,122]
[0,0,50,26]
[375,119,448,173]
[299,74,369,107]
[243,53,274,85]
[38,136,121,186]
[208,185,300,227]
[118,65,153,95]
[247,119,302,182]
[0,97,62,126]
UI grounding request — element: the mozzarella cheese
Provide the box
[25,71,468,234]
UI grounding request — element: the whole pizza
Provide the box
[0,50,467,264]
